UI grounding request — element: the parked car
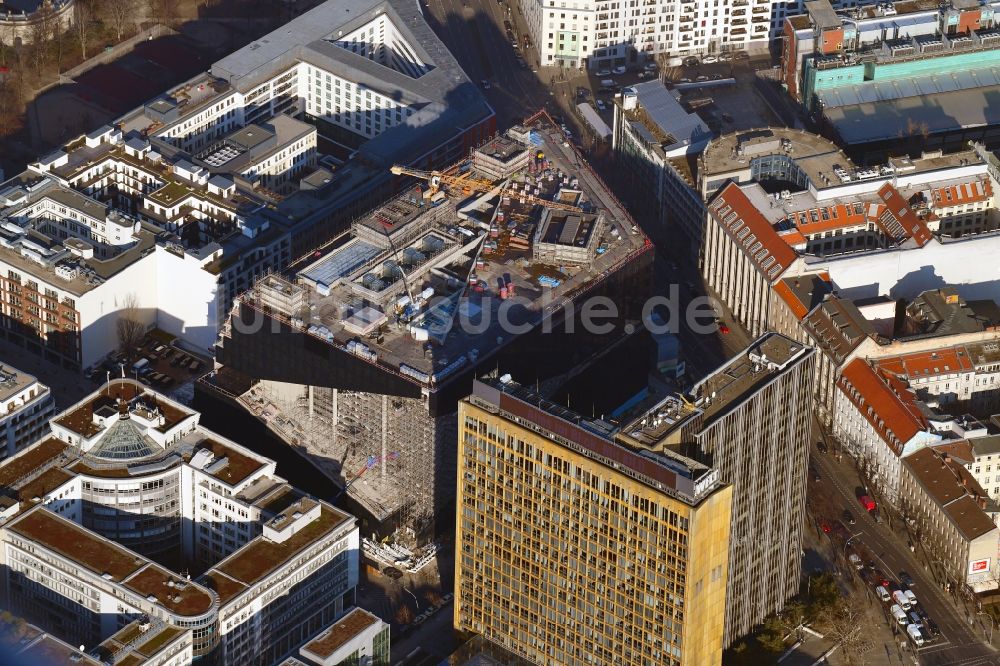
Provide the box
[875,585,891,603]
[848,553,863,570]
[899,571,914,587]
[644,61,658,71]
[481,79,491,89]
[906,623,925,647]
[696,75,709,82]
[890,604,908,625]
[892,589,911,610]
[820,521,831,533]
[612,65,627,74]
[811,467,820,482]
[702,54,718,63]
[596,68,612,77]
[859,495,876,512]
[842,509,855,525]
[904,589,918,606]
[595,99,607,111]
[683,56,699,67]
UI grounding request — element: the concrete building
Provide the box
[700,129,999,339]
[783,0,1000,156]
[901,446,1000,593]
[611,81,713,256]
[285,607,390,666]
[0,380,359,664]
[639,333,816,644]
[0,619,106,666]
[456,377,732,665]
[0,363,54,459]
[211,115,652,543]
[523,0,803,70]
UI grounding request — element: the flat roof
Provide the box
[301,608,382,658]
[122,564,214,617]
[57,380,192,439]
[18,634,103,666]
[210,504,352,588]
[8,507,145,582]
[0,438,67,490]
[824,84,1000,144]
[701,127,853,191]
[282,114,648,379]
[693,333,812,425]
[194,437,266,486]
[0,365,41,402]
[806,0,842,30]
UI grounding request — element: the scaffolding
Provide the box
[250,380,455,546]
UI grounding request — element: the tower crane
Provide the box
[390,165,585,213]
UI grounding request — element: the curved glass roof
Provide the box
[90,417,159,460]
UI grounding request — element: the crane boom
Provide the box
[390,164,584,213]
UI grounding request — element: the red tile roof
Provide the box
[877,347,974,380]
[709,183,797,281]
[774,280,810,320]
[932,179,992,208]
[876,183,933,248]
[839,359,927,455]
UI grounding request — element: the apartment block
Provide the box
[0,379,359,664]
[524,0,798,71]
[901,446,1000,593]
[456,378,732,665]
[0,364,54,459]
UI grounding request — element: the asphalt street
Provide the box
[812,432,999,666]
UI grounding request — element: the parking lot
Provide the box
[90,331,209,394]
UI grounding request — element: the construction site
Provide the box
[214,111,654,545]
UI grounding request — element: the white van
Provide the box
[890,604,908,625]
[906,623,925,647]
[904,589,918,606]
[892,590,912,610]
[875,585,891,603]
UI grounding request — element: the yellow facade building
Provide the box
[454,378,732,666]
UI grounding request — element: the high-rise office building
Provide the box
[455,378,732,666]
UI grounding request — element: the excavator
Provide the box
[389,164,584,213]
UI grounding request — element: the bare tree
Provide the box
[393,604,414,625]
[826,604,873,664]
[154,0,177,24]
[105,0,135,42]
[116,293,145,355]
[75,0,91,60]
